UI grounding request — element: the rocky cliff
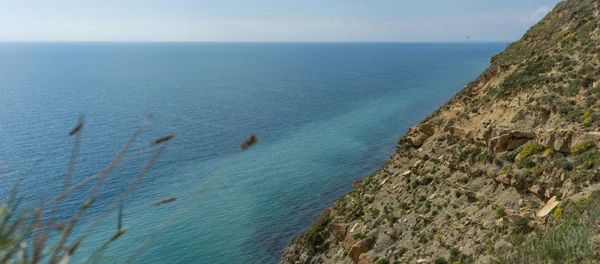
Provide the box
[281,0,600,263]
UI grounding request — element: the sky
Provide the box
[0,0,563,42]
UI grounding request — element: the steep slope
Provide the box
[281,0,600,263]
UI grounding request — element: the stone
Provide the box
[349,223,360,233]
[352,180,363,189]
[528,185,541,195]
[349,242,368,263]
[406,131,429,147]
[343,232,357,250]
[349,237,376,263]
[412,160,423,169]
[402,170,411,176]
[419,124,437,136]
[495,218,506,227]
[405,125,437,147]
[380,178,388,185]
[537,196,560,217]
[496,174,511,185]
[357,254,372,264]
[553,131,574,153]
[489,135,509,153]
[332,219,349,243]
[544,187,556,198]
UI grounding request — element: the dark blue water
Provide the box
[0,43,503,263]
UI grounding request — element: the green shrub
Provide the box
[371,208,380,217]
[518,142,545,161]
[496,206,506,218]
[571,140,596,155]
[396,247,407,257]
[517,157,536,169]
[375,258,389,264]
[434,257,448,264]
[352,232,365,240]
[554,157,573,171]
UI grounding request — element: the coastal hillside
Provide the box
[281,0,600,263]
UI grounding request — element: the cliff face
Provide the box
[281,0,600,263]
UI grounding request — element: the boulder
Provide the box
[349,237,376,264]
[553,131,574,153]
[419,124,437,136]
[342,232,357,251]
[570,132,600,149]
[331,218,349,243]
[407,132,428,147]
[405,124,438,147]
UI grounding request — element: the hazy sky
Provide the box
[0,0,562,42]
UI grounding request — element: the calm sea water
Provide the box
[0,43,503,263]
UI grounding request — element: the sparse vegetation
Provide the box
[500,191,600,263]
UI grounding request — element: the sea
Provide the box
[0,42,504,263]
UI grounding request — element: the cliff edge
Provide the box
[281,0,600,263]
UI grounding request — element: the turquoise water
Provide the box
[0,43,503,263]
